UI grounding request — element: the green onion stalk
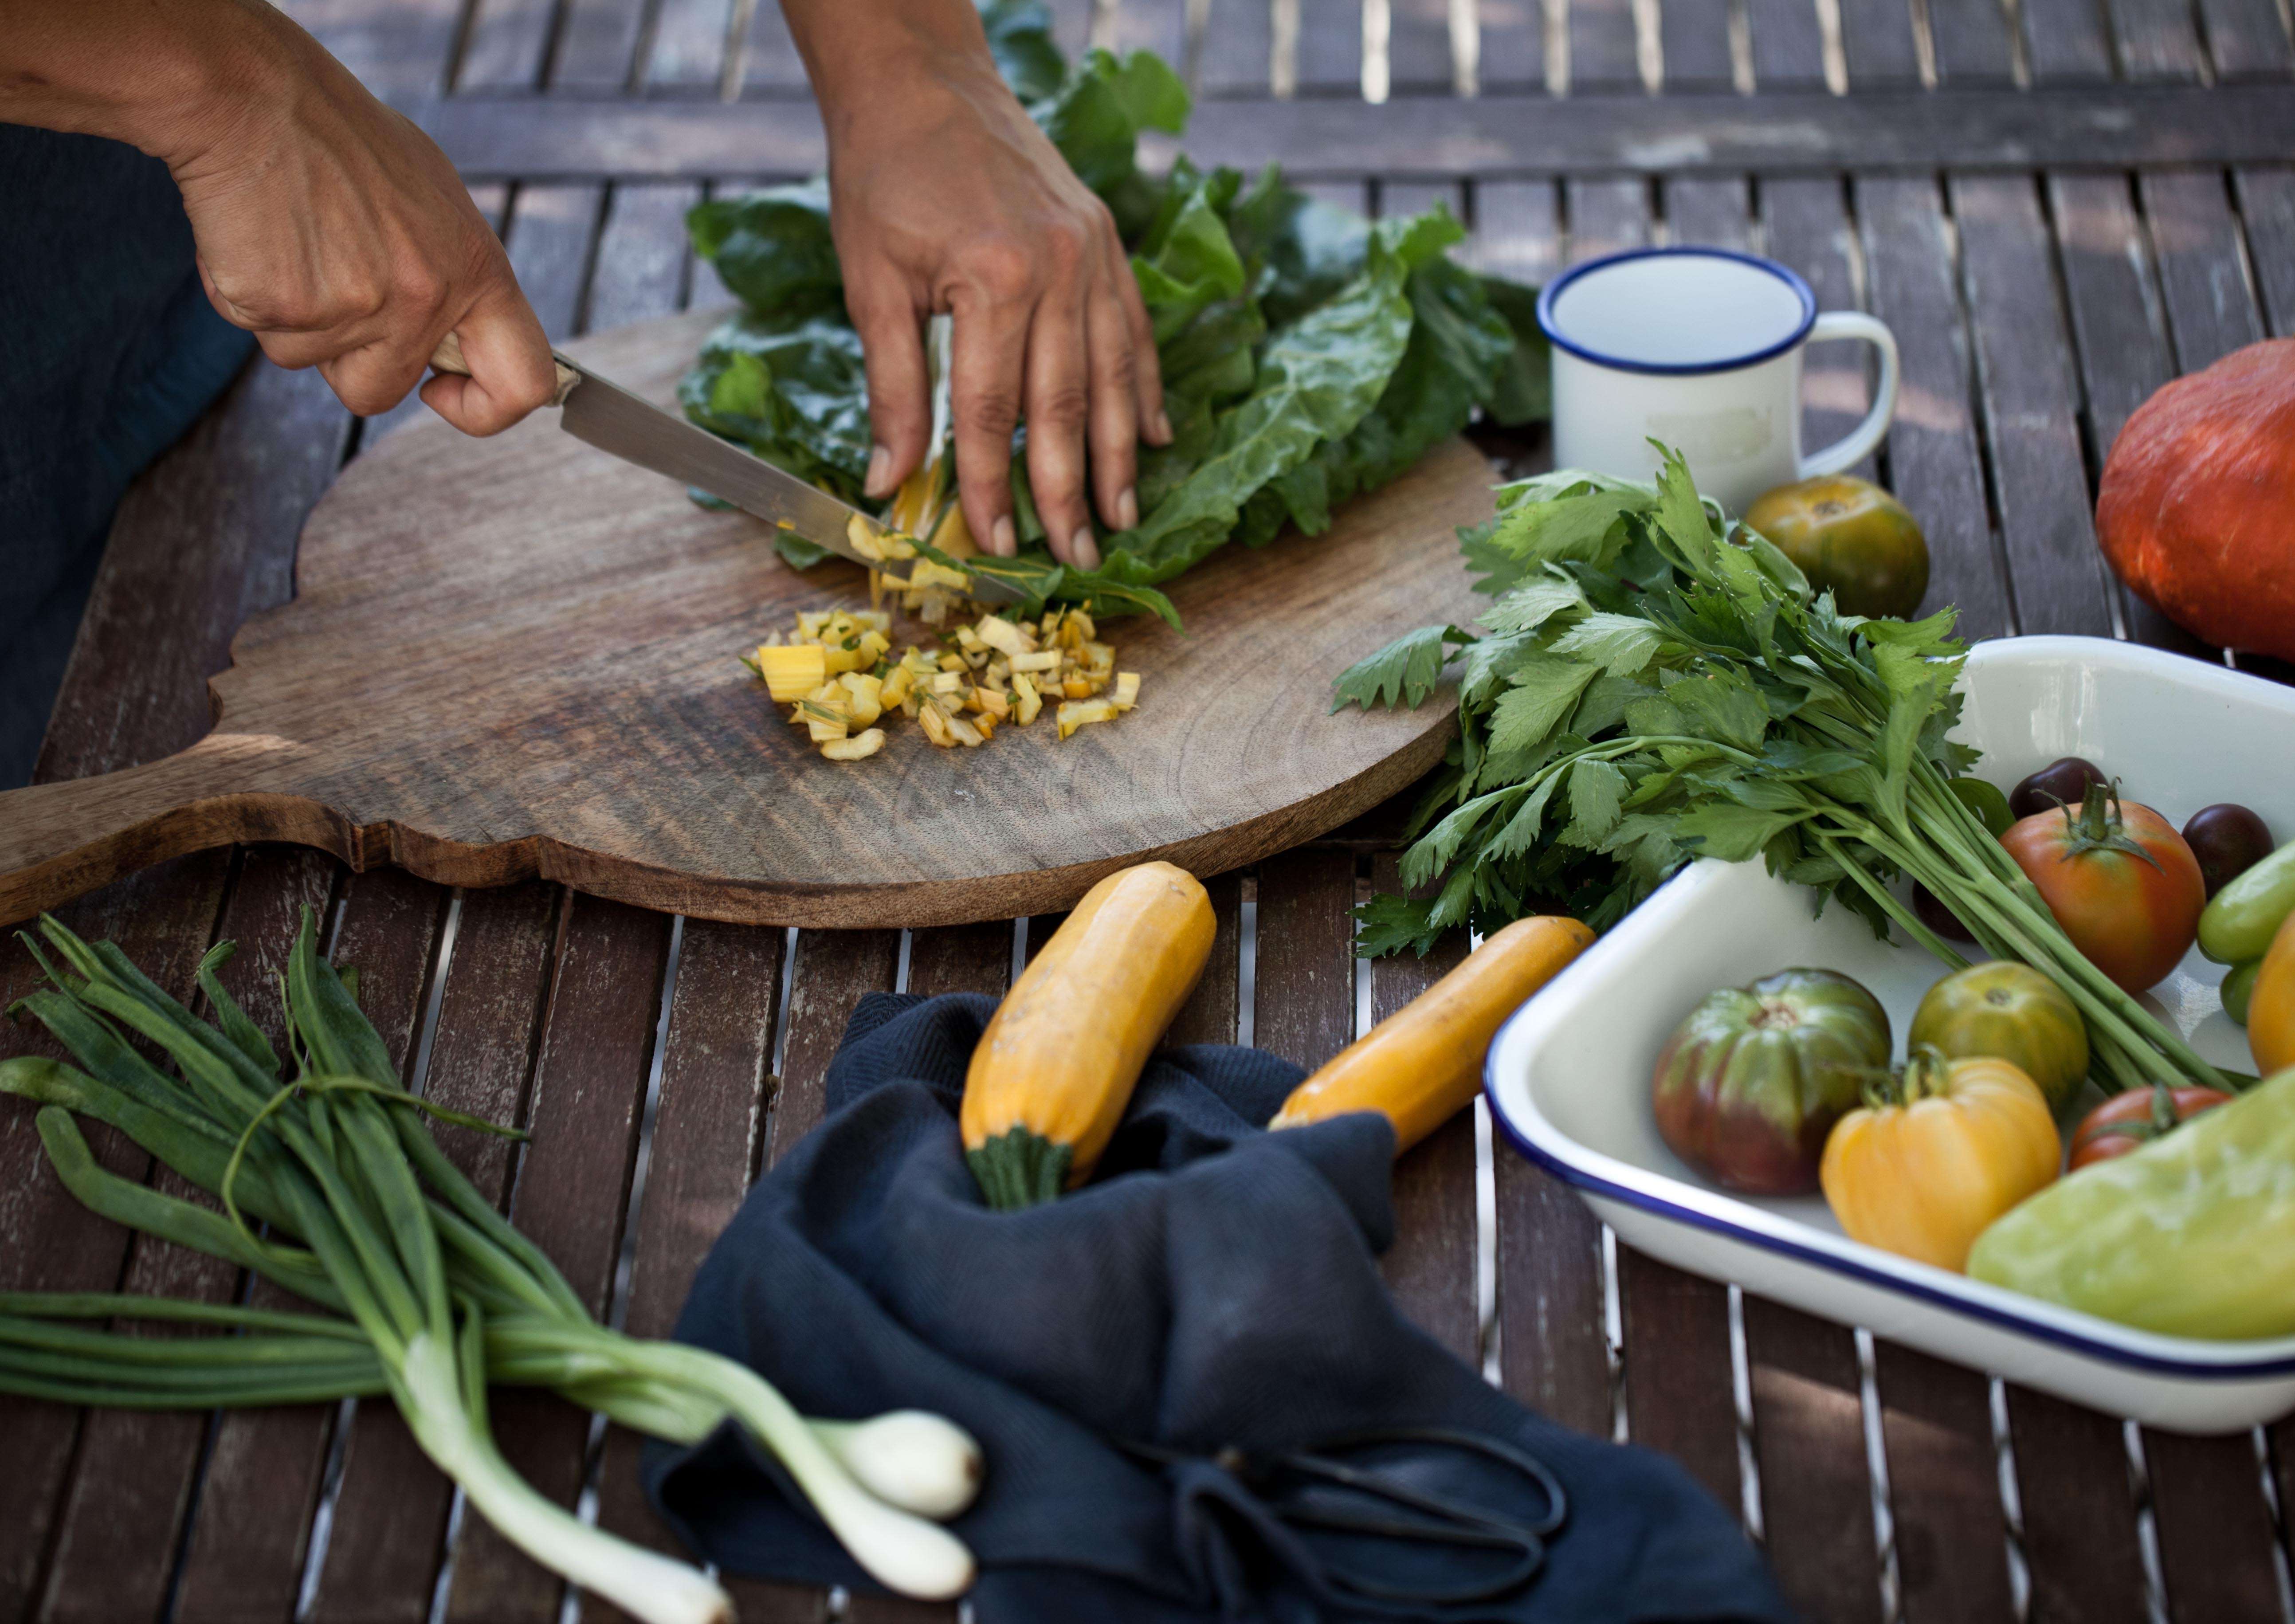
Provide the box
[0,912,981,1618]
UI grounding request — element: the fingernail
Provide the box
[993,516,1017,557]
[863,445,893,498]
[1071,527,1101,570]
[1151,409,1173,446]
[1115,486,1138,530]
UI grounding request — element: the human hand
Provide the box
[164,10,557,433]
[803,15,1168,568]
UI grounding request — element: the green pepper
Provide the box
[2198,842,2295,964]
[2222,959,2262,1026]
[1967,1067,2295,1339]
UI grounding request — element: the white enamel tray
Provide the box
[1484,636,2295,1433]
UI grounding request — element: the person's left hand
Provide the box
[815,41,1168,569]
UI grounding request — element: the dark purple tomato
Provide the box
[2181,803,2275,899]
[2009,757,2110,821]
[1914,883,1976,943]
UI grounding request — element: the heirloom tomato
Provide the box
[2001,782,2204,994]
[1820,1051,2060,1272]
[1652,968,1892,1195]
[1907,961,2090,1113]
[2068,1086,2232,1169]
[1744,476,1930,619]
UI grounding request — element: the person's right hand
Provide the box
[161,7,556,433]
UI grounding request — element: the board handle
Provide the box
[0,734,341,926]
[428,333,581,406]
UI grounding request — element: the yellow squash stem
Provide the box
[961,862,1215,1209]
[1269,916,1596,1153]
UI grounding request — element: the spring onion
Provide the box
[0,910,980,1614]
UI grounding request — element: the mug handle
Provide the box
[1798,312,1900,479]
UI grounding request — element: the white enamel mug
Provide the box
[1537,247,1900,514]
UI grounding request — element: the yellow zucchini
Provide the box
[1269,916,1595,1153]
[961,862,1214,1208]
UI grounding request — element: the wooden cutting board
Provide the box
[0,310,1493,929]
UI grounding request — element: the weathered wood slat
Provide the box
[1250,850,1358,1072]
[171,866,449,1624]
[1164,871,1244,1046]
[2232,166,2295,334]
[2001,1389,2149,1624]
[289,0,465,96]
[2107,0,2209,81]
[311,881,565,1624]
[764,930,902,1167]
[550,0,648,90]
[646,0,738,91]
[456,0,559,90]
[2142,168,2267,369]
[1742,1297,1883,1624]
[2198,0,2295,79]
[2142,1431,2288,1624]
[1389,0,1461,91]
[1295,0,1366,94]
[412,83,2295,179]
[1569,0,1644,90]
[1197,0,1277,94]
[1659,0,1738,90]
[1950,173,2116,635]
[741,0,812,94]
[1619,1253,1740,1510]
[1367,856,1479,1365]
[1100,0,1192,66]
[1871,1342,2015,1623]
[2019,0,2117,80]
[1835,0,1924,83]
[1927,0,2017,81]
[1745,0,1829,86]
[1662,172,1750,248]
[1475,0,1550,87]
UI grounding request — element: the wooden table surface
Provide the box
[5,2,2293,1621]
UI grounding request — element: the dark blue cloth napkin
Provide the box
[646,992,1793,1624]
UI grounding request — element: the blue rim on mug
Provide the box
[1535,246,1820,377]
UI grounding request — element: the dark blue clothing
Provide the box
[647,992,1794,1624]
[0,126,255,787]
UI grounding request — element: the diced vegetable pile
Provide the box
[681,0,1546,625]
[743,600,1139,762]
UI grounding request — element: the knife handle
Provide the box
[429,332,581,407]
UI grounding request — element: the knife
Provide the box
[426,330,1022,604]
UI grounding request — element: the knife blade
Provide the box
[426,333,1022,604]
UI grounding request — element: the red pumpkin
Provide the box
[2096,338,2295,663]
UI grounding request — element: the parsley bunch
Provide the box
[1336,450,2240,1100]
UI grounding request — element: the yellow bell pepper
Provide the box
[2252,909,2295,1076]
[1820,1050,2060,1271]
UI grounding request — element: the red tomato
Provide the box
[2001,783,2205,993]
[2068,1086,2232,1169]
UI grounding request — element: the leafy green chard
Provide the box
[679,0,1546,620]
[1335,450,2242,1103]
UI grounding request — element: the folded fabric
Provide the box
[647,992,1793,1623]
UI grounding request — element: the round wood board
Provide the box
[0,310,1494,928]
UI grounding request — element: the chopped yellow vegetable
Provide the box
[750,643,827,702]
[910,559,972,593]
[1057,699,1120,739]
[742,600,1137,761]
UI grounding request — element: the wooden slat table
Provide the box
[5,0,2294,1619]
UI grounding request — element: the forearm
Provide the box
[777,0,1003,133]
[0,0,298,166]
